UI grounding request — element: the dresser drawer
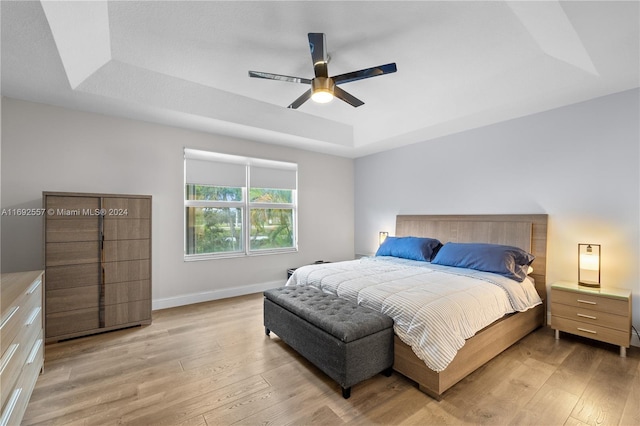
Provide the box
[551,316,630,347]
[103,219,151,240]
[1,295,43,409]
[1,274,42,405]
[46,218,100,243]
[1,385,23,426]
[103,259,150,284]
[1,276,42,355]
[1,271,45,426]
[0,342,25,409]
[3,334,45,426]
[104,299,152,327]
[46,307,100,339]
[46,241,100,266]
[46,263,100,290]
[105,280,151,305]
[551,302,628,331]
[46,285,100,313]
[1,304,24,357]
[551,288,628,314]
[103,239,150,262]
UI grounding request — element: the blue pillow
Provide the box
[375,236,442,262]
[431,242,535,282]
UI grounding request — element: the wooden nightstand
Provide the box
[550,281,631,357]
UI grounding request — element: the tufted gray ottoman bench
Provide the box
[263,286,394,398]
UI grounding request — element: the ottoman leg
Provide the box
[382,367,393,377]
[342,386,351,399]
[265,327,270,336]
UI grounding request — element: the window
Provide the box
[184,148,297,259]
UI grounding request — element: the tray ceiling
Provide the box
[2,1,638,157]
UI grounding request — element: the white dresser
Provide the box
[1,270,44,426]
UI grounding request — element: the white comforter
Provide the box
[286,256,542,372]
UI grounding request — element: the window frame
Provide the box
[184,148,298,261]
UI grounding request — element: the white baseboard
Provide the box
[152,280,284,311]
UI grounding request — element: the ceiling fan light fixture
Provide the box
[311,77,335,103]
[311,90,333,103]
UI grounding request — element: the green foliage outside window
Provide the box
[186,184,294,255]
[250,208,293,250]
[249,188,292,203]
[187,185,242,202]
[186,206,242,255]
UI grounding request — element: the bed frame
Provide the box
[392,214,548,399]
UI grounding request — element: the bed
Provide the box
[287,214,547,399]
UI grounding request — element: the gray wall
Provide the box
[1,97,355,309]
[355,88,640,346]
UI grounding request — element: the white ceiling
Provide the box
[2,1,638,158]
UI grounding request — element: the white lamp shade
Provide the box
[379,232,389,245]
[579,253,600,271]
[578,243,601,287]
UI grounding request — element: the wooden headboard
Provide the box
[396,214,548,298]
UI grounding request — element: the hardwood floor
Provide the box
[24,293,639,425]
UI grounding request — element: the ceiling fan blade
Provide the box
[334,86,364,108]
[248,71,312,84]
[333,63,397,85]
[287,89,313,109]
[308,33,328,78]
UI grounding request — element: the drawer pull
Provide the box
[25,306,42,326]
[26,278,42,295]
[0,387,22,426]
[0,306,19,330]
[26,339,43,365]
[0,343,19,375]
[577,327,597,334]
[577,313,597,320]
[577,299,597,305]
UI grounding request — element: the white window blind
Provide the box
[250,165,297,190]
[185,159,246,187]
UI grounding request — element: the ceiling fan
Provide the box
[248,33,397,109]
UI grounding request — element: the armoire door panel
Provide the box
[103,219,150,240]
[102,198,151,218]
[103,240,150,262]
[45,196,100,217]
[104,280,151,305]
[103,259,150,284]
[45,263,101,290]
[46,218,100,243]
[46,241,100,266]
[46,286,99,313]
[104,300,151,327]
[46,308,100,337]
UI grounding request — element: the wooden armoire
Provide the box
[43,192,152,342]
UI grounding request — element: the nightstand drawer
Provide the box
[551,288,628,314]
[551,316,629,347]
[550,302,628,331]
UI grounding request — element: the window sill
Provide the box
[184,247,298,262]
